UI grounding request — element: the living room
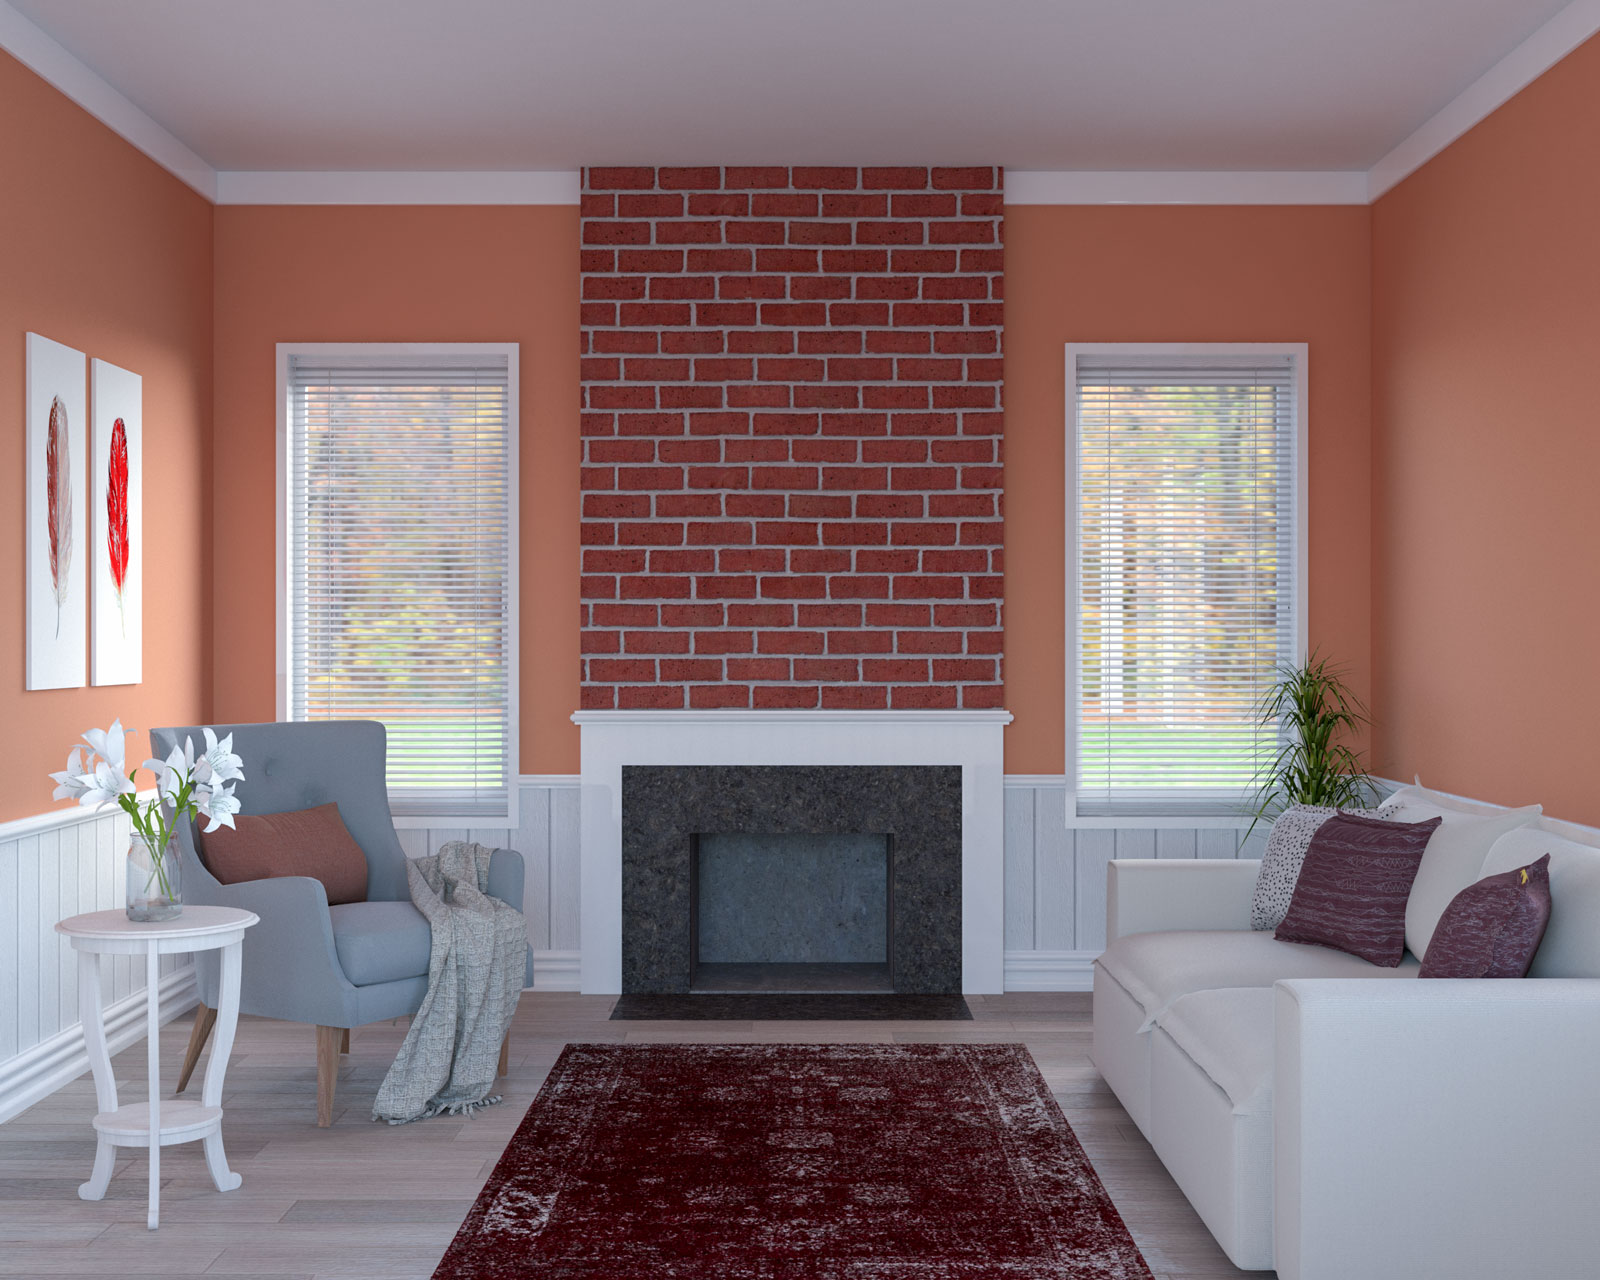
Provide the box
[2,2,1598,1277]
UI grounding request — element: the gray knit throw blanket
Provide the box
[372,841,526,1124]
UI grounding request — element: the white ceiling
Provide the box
[4,0,1581,173]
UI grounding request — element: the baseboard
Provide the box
[530,949,581,992]
[1003,950,1097,993]
[0,965,198,1124]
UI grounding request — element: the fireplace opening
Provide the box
[690,832,894,994]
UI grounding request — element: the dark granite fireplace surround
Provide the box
[621,765,962,994]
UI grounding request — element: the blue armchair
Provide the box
[151,720,532,1126]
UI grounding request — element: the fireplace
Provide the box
[621,765,961,995]
[692,831,893,992]
[573,709,1011,994]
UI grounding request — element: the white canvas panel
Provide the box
[25,333,87,690]
[90,358,142,686]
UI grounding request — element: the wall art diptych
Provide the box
[90,358,142,686]
[25,332,87,690]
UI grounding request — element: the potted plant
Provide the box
[50,720,244,921]
[1249,652,1376,830]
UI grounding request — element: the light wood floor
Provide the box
[0,993,1268,1279]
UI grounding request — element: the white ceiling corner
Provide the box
[0,0,215,199]
[1365,0,1600,198]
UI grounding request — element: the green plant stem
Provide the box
[117,776,193,903]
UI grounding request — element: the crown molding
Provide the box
[1367,0,1600,199]
[1004,170,1370,206]
[214,169,582,205]
[0,0,216,199]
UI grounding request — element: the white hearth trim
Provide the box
[573,709,1012,995]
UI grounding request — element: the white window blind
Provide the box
[1071,349,1302,816]
[283,348,517,823]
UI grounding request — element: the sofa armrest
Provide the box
[486,847,526,912]
[1105,858,1259,941]
[1273,978,1600,1280]
[196,874,364,1026]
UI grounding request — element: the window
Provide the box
[278,344,518,825]
[1067,345,1306,817]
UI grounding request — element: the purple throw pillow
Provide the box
[1275,812,1443,966]
[1419,854,1552,979]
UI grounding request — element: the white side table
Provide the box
[56,906,258,1230]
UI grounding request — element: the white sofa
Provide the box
[1090,785,1600,1279]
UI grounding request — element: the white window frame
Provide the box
[1063,342,1308,826]
[276,342,520,828]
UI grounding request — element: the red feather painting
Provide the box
[90,358,142,686]
[106,418,130,629]
[26,333,86,690]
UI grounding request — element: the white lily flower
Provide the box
[81,720,128,775]
[50,748,94,803]
[78,758,136,808]
[151,742,193,798]
[199,782,241,833]
[201,728,246,784]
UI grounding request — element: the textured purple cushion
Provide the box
[1275,812,1443,966]
[1419,854,1552,979]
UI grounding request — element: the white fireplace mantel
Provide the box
[572,709,1013,994]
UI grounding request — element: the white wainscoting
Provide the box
[2,770,1258,1119]
[397,776,582,991]
[1001,776,1267,991]
[0,802,196,1123]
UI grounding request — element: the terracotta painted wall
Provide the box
[1003,204,1374,774]
[211,205,581,775]
[1371,35,1600,824]
[0,51,214,824]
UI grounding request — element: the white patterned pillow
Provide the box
[1250,800,1402,930]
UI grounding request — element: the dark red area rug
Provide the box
[434,1043,1152,1278]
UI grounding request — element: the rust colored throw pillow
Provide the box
[1420,854,1553,979]
[198,802,369,905]
[1275,812,1443,966]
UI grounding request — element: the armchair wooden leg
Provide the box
[340,1028,350,1055]
[498,1029,511,1079]
[316,1026,343,1127]
[175,1004,218,1094]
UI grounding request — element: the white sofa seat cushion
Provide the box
[1096,929,1420,1031]
[1155,987,1276,1114]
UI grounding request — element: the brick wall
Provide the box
[580,166,1003,711]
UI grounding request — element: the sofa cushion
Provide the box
[1276,812,1441,966]
[1481,826,1600,978]
[1155,987,1276,1113]
[1391,802,1541,960]
[329,900,432,986]
[199,801,369,905]
[1096,928,1420,1031]
[1420,854,1552,979]
[1251,800,1401,931]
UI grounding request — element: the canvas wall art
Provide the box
[25,333,87,690]
[91,358,142,685]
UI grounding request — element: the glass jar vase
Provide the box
[126,834,182,922]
